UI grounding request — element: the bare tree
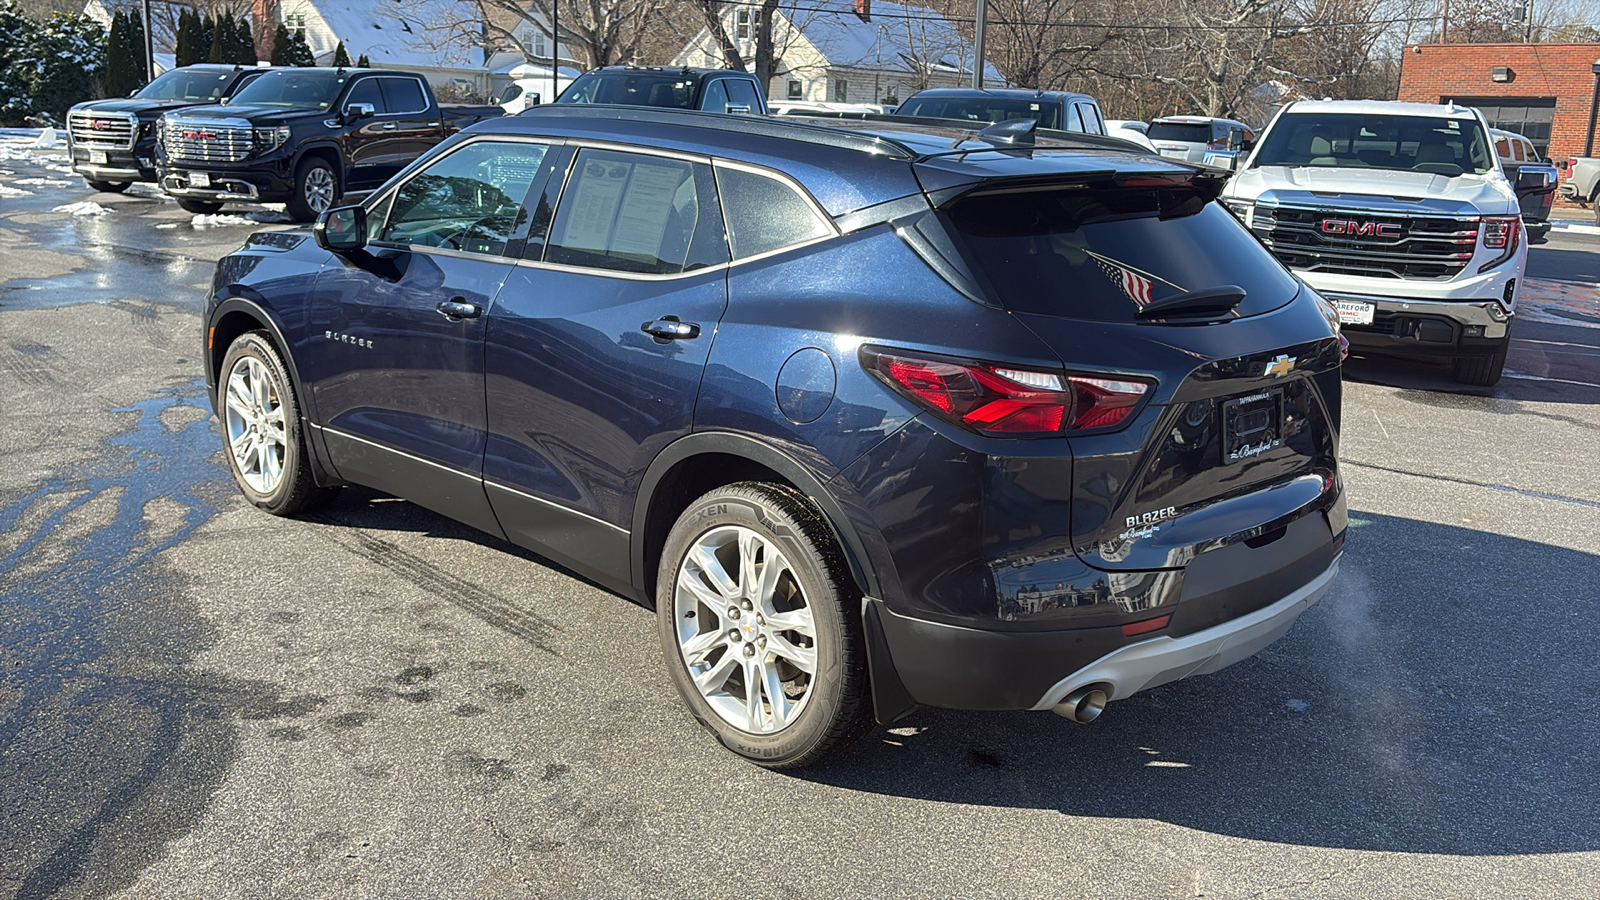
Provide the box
[401,0,674,69]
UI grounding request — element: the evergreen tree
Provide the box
[104,11,131,98]
[198,12,214,63]
[284,27,314,66]
[331,41,350,68]
[173,9,192,67]
[207,13,226,64]
[16,12,107,122]
[126,7,147,88]
[235,19,255,65]
[0,0,29,125]
[269,23,293,66]
[356,53,369,68]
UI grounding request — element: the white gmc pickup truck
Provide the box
[1221,100,1548,386]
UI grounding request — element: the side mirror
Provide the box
[1227,130,1243,152]
[1516,168,1556,195]
[314,205,367,252]
[528,93,540,106]
[343,102,376,123]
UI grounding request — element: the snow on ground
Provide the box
[190,211,294,227]
[155,223,178,229]
[16,177,72,186]
[52,201,109,216]
[31,128,58,148]
[0,185,32,197]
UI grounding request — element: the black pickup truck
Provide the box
[66,64,275,193]
[156,67,502,220]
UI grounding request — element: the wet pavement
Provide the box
[2,130,1599,899]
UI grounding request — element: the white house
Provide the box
[276,0,494,95]
[672,0,1004,107]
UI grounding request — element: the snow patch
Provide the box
[0,185,33,197]
[16,177,71,186]
[191,211,294,227]
[155,223,178,229]
[31,128,59,149]
[53,201,110,216]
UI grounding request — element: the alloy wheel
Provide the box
[223,356,288,494]
[673,525,819,734]
[304,167,336,214]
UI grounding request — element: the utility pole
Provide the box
[550,0,560,104]
[142,0,155,81]
[971,0,986,89]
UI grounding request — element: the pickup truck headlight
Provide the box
[1478,216,1521,273]
[1221,198,1253,226]
[252,125,291,154]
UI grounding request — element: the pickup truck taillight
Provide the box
[1478,216,1520,272]
[861,346,1151,436]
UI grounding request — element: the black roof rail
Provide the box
[517,105,922,158]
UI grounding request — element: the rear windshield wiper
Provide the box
[1136,285,1246,320]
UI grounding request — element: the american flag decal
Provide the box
[1094,256,1155,307]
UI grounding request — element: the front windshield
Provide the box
[135,69,235,102]
[1252,112,1493,176]
[896,96,1062,130]
[227,71,347,110]
[557,73,694,109]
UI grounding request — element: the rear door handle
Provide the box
[641,317,700,340]
[437,299,481,320]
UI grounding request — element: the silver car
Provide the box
[1148,115,1255,167]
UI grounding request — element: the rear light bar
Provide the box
[860,347,1152,437]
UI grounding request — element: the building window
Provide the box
[833,79,847,103]
[1450,96,1556,157]
[884,83,899,104]
[523,29,547,58]
[735,10,750,39]
[787,80,802,100]
[284,12,307,39]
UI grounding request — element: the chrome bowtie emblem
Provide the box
[1263,354,1297,378]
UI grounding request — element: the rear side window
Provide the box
[942,188,1300,322]
[381,140,549,256]
[380,78,428,113]
[546,149,725,275]
[714,165,831,259]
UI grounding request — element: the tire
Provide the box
[1452,335,1509,387]
[218,331,338,516]
[656,482,873,768]
[85,179,129,193]
[286,156,338,223]
[178,198,224,214]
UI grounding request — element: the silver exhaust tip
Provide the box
[1053,686,1108,724]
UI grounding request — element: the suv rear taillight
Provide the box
[861,347,1151,436]
[1479,216,1520,272]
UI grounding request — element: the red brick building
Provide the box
[1398,42,1600,164]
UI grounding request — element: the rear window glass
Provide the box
[558,73,695,109]
[897,96,1061,130]
[1146,122,1211,143]
[943,188,1299,322]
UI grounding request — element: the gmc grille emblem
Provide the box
[181,130,216,140]
[1321,219,1402,238]
[90,119,112,130]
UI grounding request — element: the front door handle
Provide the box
[437,299,481,320]
[378,121,398,130]
[641,317,700,341]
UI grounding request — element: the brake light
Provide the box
[861,347,1151,436]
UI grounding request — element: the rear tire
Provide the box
[286,156,338,223]
[85,179,129,193]
[218,331,338,516]
[1452,336,1509,387]
[178,198,224,214]
[656,482,873,769]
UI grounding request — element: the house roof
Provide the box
[286,0,479,69]
[783,0,1004,82]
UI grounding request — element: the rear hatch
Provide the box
[919,162,1342,571]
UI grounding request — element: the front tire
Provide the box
[286,157,338,223]
[218,331,337,515]
[656,483,873,768]
[178,198,224,214]
[85,179,129,193]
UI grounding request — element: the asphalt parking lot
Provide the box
[2,131,1598,899]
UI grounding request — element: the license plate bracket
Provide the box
[1221,388,1284,464]
[1333,299,1375,325]
[88,150,107,165]
[189,171,210,189]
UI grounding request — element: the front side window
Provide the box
[714,165,831,259]
[344,78,385,114]
[701,79,731,113]
[1065,103,1084,132]
[1251,113,1493,176]
[726,79,760,112]
[546,149,724,275]
[380,141,549,256]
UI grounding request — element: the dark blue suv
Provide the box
[204,106,1346,767]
